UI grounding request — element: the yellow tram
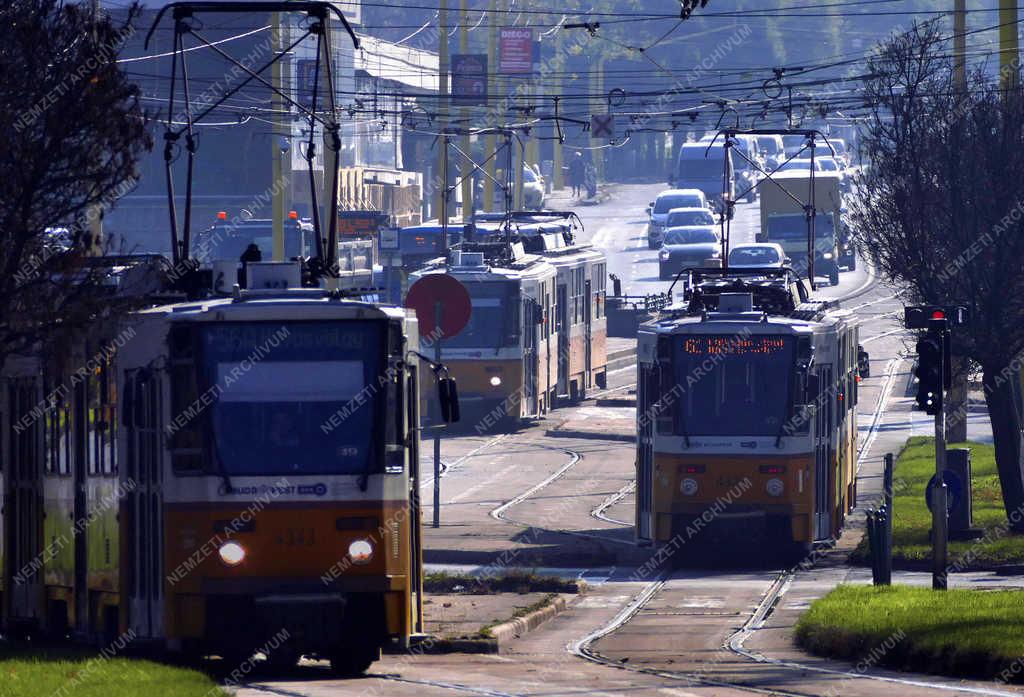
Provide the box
[635,269,860,556]
[410,246,557,426]
[2,280,443,674]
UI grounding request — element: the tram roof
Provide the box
[136,291,408,323]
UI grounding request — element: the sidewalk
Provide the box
[544,182,613,209]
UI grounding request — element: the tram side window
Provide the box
[169,362,205,472]
[593,263,606,320]
[90,359,118,475]
[43,384,72,477]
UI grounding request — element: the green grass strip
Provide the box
[796,584,1024,682]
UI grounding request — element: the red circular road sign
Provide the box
[404,274,472,339]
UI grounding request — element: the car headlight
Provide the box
[822,252,834,260]
[681,478,699,496]
[766,478,785,497]
[659,249,670,261]
[490,375,502,387]
[348,539,374,564]
[218,542,246,566]
[709,250,721,258]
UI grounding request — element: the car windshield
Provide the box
[678,156,727,180]
[818,158,839,171]
[666,210,714,227]
[654,195,702,213]
[665,228,717,245]
[199,223,309,261]
[672,335,794,436]
[523,168,538,183]
[832,140,847,154]
[757,136,780,155]
[777,160,812,172]
[782,135,805,150]
[766,214,836,239]
[443,281,520,350]
[729,247,780,265]
[201,321,384,476]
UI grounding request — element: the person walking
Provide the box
[568,151,585,198]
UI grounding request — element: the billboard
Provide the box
[499,27,534,74]
[452,54,488,106]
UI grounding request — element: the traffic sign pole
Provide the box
[932,317,949,590]
[433,301,443,529]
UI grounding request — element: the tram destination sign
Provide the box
[681,336,788,356]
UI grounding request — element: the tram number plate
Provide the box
[277,527,316,547]
[715,475,746,490]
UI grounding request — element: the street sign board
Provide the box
[452,54,488,106]
[926,470,963,514]
[591,114,615,139]
[499,28,534,74]
[404,274,472,338]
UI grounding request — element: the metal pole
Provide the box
[954,0,967,94]
[1000,0,1019,92]
[271,11,286,261]
[459,0,472,222]
[433,302,443,529]
[436,0,449,220]
[933,326,949,590]
[483,0,497,211]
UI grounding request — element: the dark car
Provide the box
[658,226,722,280]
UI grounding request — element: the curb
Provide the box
[486,594,571,648]
[545,428,635,443]
[411,595,574,655]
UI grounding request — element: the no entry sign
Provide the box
[404,274,472,339]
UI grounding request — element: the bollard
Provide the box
[877,506,891,586]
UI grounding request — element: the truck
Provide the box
[757,171,854,286]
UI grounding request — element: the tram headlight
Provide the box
[348,539,374,564]
[490,375,502,387]
[218,541,246,566]
[766,478,785,497]
[681,478,699,496]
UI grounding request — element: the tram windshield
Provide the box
[442,282,520,350]
[199,321,384,476]
[671,334,794,437]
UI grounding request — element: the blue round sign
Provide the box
[926,471,963,513]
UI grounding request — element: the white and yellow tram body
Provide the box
[636,295,859,552]
[522,231,609,402]
[410,249,558,425]
[114,292,425,668]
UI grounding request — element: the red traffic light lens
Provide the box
[931,310,945,320]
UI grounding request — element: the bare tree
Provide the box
[0,0,152,364]
[853,22,1024,530]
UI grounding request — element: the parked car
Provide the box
[646,189,709,248]
[658,226,722,280]
[727,242,788,269]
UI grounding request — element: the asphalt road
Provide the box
[232,184,1021,697]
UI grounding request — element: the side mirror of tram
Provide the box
[438,377,461,423]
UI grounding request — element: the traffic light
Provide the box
[915,336,943,415]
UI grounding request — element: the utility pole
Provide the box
[436,0,450,222]
[954,0,967,93]
[459,0,473,222]
[1000,0,1020,91]
[271,11,286,261]
[483,0,497,211]
[88,0,103,255]
[552,24,564,191]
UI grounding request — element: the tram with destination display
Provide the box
[635,268,862,557]
[1,280,450,675]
